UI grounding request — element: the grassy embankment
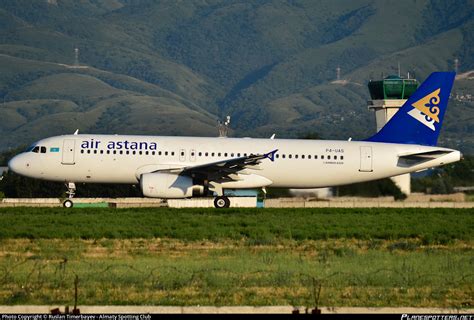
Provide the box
[0,207,472,307]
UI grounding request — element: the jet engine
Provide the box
[140,172,193,198]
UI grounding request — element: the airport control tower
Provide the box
[367,75,420,195]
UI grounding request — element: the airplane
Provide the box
[8,72,461,208]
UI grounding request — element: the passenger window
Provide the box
[314,155,318,159]
[126,151,130,155]
[100,150,104,154]
[159,151,162,156]
[218,153,221,157]
[181,151,185,156]
[308,155,311,159]
[113,150,117,154]
[231,153,234,157]
[282,154,286,159]
[146,151,149,155]
[81,150,84,154]
[94,150,97,154]
[107,150,110,154]
[139,151,143,155]
[198,152,202,156]
[205,152,208,157]
[165,151,168,156]
[119,150,123,155]
[341,156,344,160]
[276,154,279,159]
[321,155,324,159]
[295,154,298,159]
[237,153,241,157]
[328,155,331,160]
[152,151,155,155]
[171,152,175,156]
[334,155,337,160]
[224,153,228,157]
[244,153,247,157]
[191,152,194,156]
[289,154,292,159]
[87,150,91,154]
[133,151,136,155]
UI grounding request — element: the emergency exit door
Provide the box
[62,139,76,165]
[359,146,373,172]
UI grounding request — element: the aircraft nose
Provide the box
[8,155,20,174]
[8,154,29,176]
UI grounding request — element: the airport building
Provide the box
[367,74,420,195]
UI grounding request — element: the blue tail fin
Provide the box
[365,72,455,146]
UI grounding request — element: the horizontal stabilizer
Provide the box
[397,150,453,167]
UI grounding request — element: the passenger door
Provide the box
[62,139,76,165]
[359,146,373,172]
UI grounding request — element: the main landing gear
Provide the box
[63,182,76,208]
[214,196,230,208]
[209,182,230,208]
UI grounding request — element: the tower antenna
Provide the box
[74,48,79,66]
[218,115,231,137]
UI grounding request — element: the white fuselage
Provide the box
[8,134,461,192]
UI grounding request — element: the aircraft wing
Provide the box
[156,149,278,181]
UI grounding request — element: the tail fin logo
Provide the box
[407,88,441,131]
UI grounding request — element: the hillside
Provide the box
[0,0,473,152]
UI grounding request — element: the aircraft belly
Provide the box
[261,161,359,188]
[220,174,272,189]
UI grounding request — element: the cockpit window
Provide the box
[30,146,47,153]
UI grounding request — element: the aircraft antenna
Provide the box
[336,66,341,80]
[454,57,459,73]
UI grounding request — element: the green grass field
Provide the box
[0,207,472,307]
[0,207,472,243]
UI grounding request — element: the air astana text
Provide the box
[81,139,157,150]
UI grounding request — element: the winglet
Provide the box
[264,149,278,162]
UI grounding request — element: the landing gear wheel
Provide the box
[214,196,230,208]
[63,199,74,208]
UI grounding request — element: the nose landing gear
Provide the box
[63,199,74,208]
[63,182,76,208]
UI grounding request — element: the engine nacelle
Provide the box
[140,172,193,198]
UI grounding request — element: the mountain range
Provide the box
[0,0,473,153]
